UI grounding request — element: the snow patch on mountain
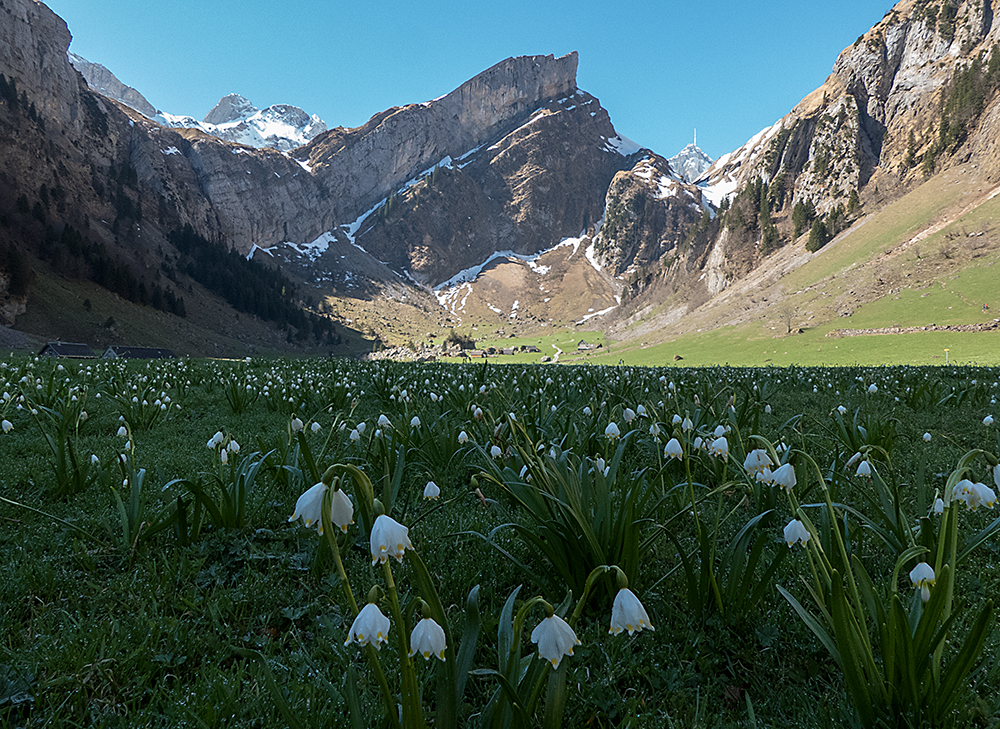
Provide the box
[668,143,713,183]
[156,94,327,153]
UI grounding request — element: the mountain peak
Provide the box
[203,93,258,125]
[668,143,713,183]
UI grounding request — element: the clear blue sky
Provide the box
[45,0,895,161]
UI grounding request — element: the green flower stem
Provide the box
[381,558,425,729]
[319,491,398,729]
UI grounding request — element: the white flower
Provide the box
[331,489,355,532]
[531,614,580,668]
[349,428,361,443]
[357,422,366,434]
[663,438,683,460]
[708,436,728,461]
[458,430,469,444]
[370,514,412,564]
[220,449,229,464]
[952,479,996,510]
[682,417,693,431]
[623,408,636,423]
[227,440,240,453]
[636,405,647,417]
[923,432,932,442]
[713,425,726,438]
[409,618,447,661]
[1,419,11,433]
[771,463,796,492]
[649,423,661,437]
[868,384,878,394]
[764,404,772,414]
[605,422,620,439]
[933,498,945,515]
[837,405,847,415]
[609,588,654,636]
[856,460,872,477]
[346,602,391,649]
[411,416,421,428]
[672,414,682,424]
[289,482,326,532]
[583,406,592,416]
[693,436,704,450]
[595,457,608,476]
[845,452,862,468]
[784,519,810,547]
[90,454,99,464]
[909,562,935,602]
[378,414,391,428]
[311,421,321,432]
[291,417,304,432]
[743,449,773,476]
[424,480,440,500]
[985,415,994,426]
[490,445,502,458]
[116,425,128,437]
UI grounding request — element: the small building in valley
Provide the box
[38,342,97,359]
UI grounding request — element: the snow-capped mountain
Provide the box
[67,53,327,152]
[668,143,713,183]
[156,94,327,153]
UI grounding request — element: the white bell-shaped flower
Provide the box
[743,449,773,476]
[771,463,796,492]
[663,438,683,460]
[424,481,440,500]
[378,414,391,428]
[410,416,421,428]
[409,618,447,661]
[1,419,12,433]
[856,460,872,477]
[289,482,326,532]
[623,408,636,423]
[531,614,580,668]
[346,602,391,649]
[783,519,810,547]
[605,422,621,439]
[909,562,935,602]
[291,417,304,432]
[458,430,469,444]
[370,514,413,564]
[609,588,654,636]
[331,489,355,532]
[708,436,728,461]
[490,445,502,458]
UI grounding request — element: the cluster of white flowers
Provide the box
[951,479,997,510]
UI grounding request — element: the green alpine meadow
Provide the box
[3,354,1000,727]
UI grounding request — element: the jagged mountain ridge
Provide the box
[67,54,329,153]
[0,0,669,344]
[612,0,1000,338]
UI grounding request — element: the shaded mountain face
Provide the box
[0,0,652,337]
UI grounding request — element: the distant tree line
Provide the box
[168,226,339,344]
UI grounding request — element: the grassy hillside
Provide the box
[600,165,1000,367]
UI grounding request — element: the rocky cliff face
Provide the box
[68,52,157,118]
[591,154,710,277]
[0,0,652,338]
